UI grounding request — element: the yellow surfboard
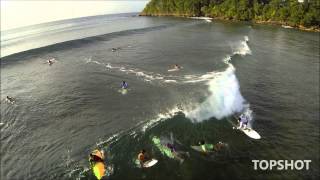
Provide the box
[93,162,105,180]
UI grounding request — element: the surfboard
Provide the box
[229,118,261,140]
[152,136,175,159]
[191,145,203,152]
[135,159,158,168]
[118,88,128,95]
[144,159,158,168]
[234,127,261,139]
[168,68,179,72]
[191,145,214,153]
[92,162,105,180]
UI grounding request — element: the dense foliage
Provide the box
[141,0,320,27]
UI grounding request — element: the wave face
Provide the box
[186,37,252,122]
[186,66,245,121]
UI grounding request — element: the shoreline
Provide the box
[139,14,320,33]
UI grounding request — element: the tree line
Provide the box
[141,0,320,28]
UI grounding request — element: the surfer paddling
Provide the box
[137,149,149,168]
[136,149,158,168]
[198,140,227,153]
[5,96,15,104]
[89,149,106,180]
[111,47,121,52]
[165,142,189,163]
[47,58,55,65]
[173,64,181,70]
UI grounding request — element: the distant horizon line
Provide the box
[1,12,140,32]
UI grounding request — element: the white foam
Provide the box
[185,36,254,122]
[106,63,113,69]
[186,66,245,121]
[85,57,92,63]
[189,17,213,20]
[164,80,177,83]
[244,36,249,42]
[88,60,168,82]
[183,71,218,83]
[96,133,120,146]
[141,107,180,132]
[231,37,252,56]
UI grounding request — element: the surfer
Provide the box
[6,96,15,104]
[112,47,121,52]
[121,81,128,89]
[166,143,189,163]
[237,114,249,129]
[137,149,148,168]
[89,149,105,180]
[198,140,214,153]
[213,141,227,151]
[166,143,176,152]
[199,140,226,153]
[174,64,180,69]
[47,58,54,65]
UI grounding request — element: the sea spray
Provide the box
[186,65,245,121]
[186,36,253,122]
[241,105,254,128]
[231,38,251,56]
[141,106,181,132]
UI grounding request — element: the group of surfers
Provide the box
[6,57,250,179]
[89,138,230,179]
[88,113,249,179]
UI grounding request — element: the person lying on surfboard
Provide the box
[137,149,149,168]
[173,64,181,69]
[199,140,227,153]
[112,47,121,52]
[166,143,176,152]
[166,143,189,163]
[47,58,54,65]
[237,114,249,130]
[89,149,106,180]
[6,96,15,104]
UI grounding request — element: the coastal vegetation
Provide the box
[141,0,320,30]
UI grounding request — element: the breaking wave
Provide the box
[186,36,254,122]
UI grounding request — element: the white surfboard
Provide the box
[135,159,158,168]
[229,119,261,140]
[234,127,261,139]
[143,159,158,168]
[168,68,179,72]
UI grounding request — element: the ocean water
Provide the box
[1,13,319,180]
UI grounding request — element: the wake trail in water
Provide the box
[85,57,169,83]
